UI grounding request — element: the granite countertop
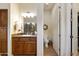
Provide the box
[12,33,37,37]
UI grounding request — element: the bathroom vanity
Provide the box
[12,7,37,56]
[12,17,37,56]
[12,34,37,56]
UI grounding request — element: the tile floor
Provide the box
[44,41,58,56]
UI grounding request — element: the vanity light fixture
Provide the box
[27,22,30,24]
[22,12,36,18]
[45,3,49,5]
[32,22,35,25]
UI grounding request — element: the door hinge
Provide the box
[70,35,73,39]
[59,34,61,37]
[59,6,61,9]
[59,48,60,51]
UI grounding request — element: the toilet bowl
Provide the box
[44,34,49,48]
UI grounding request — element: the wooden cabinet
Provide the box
[13,42,24,55]
[1,40,7,53]
[0,28,7,53]
[0,40,2,53]
[0,9,8,27]
[12,37,24,55]
[0,9,8,56]
[12,37,37,56]
[24,40,36,55]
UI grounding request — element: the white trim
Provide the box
[8,4,12,56]
[72,3,78,56]
[65,3,71,56]
[37,4,44,56]
[60,4,66,56]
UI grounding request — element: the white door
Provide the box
[52,4,66,56]
[72,3,78,56]
[59,4,67,56]
[65,4,71,56]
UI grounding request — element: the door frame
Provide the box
[71,3,78,56]
[37,3,44,56]
[65,4,72,56]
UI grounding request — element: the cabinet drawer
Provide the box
[19,37,36,42]
[27,37,36,42]
[23,42,36,55]
[12,37,20,42]
[19,37,28,41]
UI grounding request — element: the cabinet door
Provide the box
[23,37,37,55]
[24,42,36,55]
[0,10,8,27]
[1,40,7,53]
[0,9,8,55]
[12,42,24,55]
[12,38,24,55]
[1,28,7,53]
[0,27,7,54]
[12,37,37,56]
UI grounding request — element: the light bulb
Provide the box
[22,12,36,18]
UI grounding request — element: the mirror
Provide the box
[23,14,37,35]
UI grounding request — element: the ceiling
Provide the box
[44,3,55,11]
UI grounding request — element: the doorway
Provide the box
[0,9,8,56]
[43,3,60,56]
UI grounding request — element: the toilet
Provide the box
[44,34,49,48]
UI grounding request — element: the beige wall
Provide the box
[10,4,22,34]
[44,10,53,41]
[18,3,37,14]
[10,4,18,34]
[51,4,59,55]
